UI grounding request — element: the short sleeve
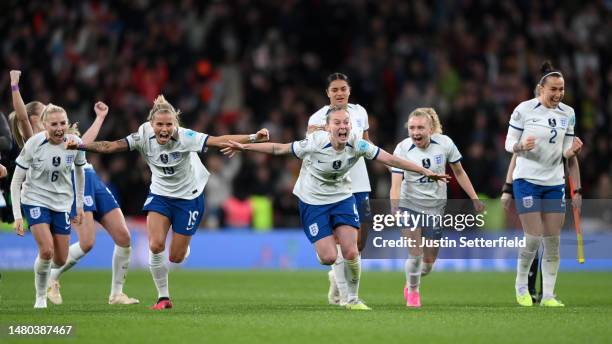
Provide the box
[180,128,209,153]
[508,106,524,131]
[15,142,32,170]
[358,105,370,131]
[447,142,462,164]
[125,125,146,152]
[355,138,380,160]
[391,143,404,173]
[308,107,327,126]
[292,134,316,159]
[566,111,575,136]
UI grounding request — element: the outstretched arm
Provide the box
[220,140,292,158]
[207,128,270,147]
[66,138,129,154]
[375,149,451,181]
[81,102,109,144]
[10,70,33,141]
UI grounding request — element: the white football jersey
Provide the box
[292,130,379,205]
[392,134,462,213]
[507,98,575,186]
[308,103,371,193]
[125,123,210,199]
[15,132,86,212]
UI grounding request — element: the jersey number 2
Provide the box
[549,129,557,144]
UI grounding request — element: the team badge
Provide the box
[548,118,556,127]
[422,158,431,169]
[30,207,41,219]
[170,152,181,161]
[560,117,568,128]
[309,223,319,237]
[522,196,534,209]
[131,133,141,141]
[160,153,169,164]
[52,156,61,167]
[355,119,364,129]
[333,160,342,170]
[434,154,443,165]
[65,155,74,165]
[511,111,521,121]
[84,196,94,207]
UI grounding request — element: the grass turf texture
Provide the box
[1,270,610,344]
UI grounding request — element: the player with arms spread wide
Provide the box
[222,105,450,310]
[307,72,373,306]
[67,95,269,309]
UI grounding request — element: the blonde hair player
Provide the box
[391,107,484,308]
[504,61,582,307]
[307,72,372,306]
[67,95,270,310]
[8,70,138,306]
[221,105,450,310]
[10,100,86,309]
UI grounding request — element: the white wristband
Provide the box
[249,134,257,143]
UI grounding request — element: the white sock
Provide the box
[111,245,131,297]
[516,233,542,293]
[541,235,560,300]
[50,243,86,281]
[149,250,169,298]
[34,257,52,298]
[421,262,434,276]
[332,245,348,301]
[405,255,423,292]
[344,255,361,302]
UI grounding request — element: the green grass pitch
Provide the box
[1,270,610,343]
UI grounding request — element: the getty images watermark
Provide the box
[370,210,525,248]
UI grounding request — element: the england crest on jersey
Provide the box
[560,117,568,129]
[434,154,443,165]
[65,155,74,166]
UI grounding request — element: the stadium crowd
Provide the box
[1,0,610,228]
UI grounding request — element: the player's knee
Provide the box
[114,231,131,247]
[54,256,67,267]
[342,247,359,261]
[169,254,184,264]
[149,242,165,254]
[39,248,53,260]
[80,241,94,253]
[318,252,337,265]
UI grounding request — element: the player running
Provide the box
[504,61,582,307]
[10,102,86,309]
[67,95,270,310]
[9,70,138,306]
[307,72,372,306]
[391,107,484,308]
[221,105,450,310]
